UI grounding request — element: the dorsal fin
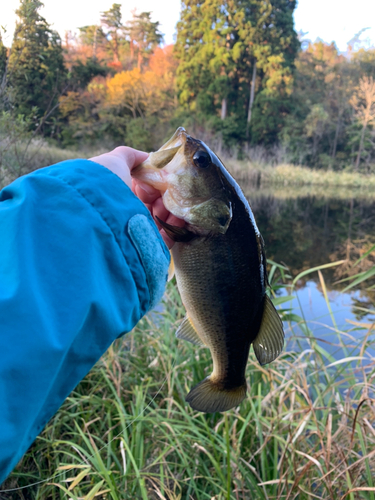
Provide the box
[252,295,284,365]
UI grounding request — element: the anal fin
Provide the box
[253,295,284,365]
[176,315,206,347]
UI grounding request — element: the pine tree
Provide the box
[78,25,106,60]
[8,0,66,134]
[126,12,163,70]
[101,3,124,64]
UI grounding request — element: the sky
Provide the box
[1,0,375,52]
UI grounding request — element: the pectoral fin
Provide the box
[253,295,284,365]
[176,315,206,347]
[155,216,196,243]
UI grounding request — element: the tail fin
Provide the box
[186,378,247,413]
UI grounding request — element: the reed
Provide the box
[2,262,375,500]
[226,159,375,190]
[2,138,374,191]
[0,140,106,188]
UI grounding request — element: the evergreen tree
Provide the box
[78,25,106,60]
[126,12,163,70]
[175,0,299,145]
[0,32,7,90]
[8,0,66,134]
[101,3,124,64]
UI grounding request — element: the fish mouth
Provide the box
[132,128,189,190]
[157,127,187,154]
[133,127,206,174]
[133,127,187,174]
[132,128,232,233]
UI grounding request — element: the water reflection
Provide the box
[241,183,375,356]
[244,185,375,285]
[281,280,375,358]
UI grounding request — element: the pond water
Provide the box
[243,183,375,359]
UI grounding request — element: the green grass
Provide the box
[1,139,375,498]
[2,263,375,500]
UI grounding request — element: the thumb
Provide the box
[110,146,149,171]
[90,147,149,188]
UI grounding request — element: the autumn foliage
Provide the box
[1,1,375,169]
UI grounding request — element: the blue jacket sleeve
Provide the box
[0,159,170,482]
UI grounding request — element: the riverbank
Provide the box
[226,159,375,190]
[2,140,375,190]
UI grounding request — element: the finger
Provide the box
[161,230,175,250]
[90,147,148,189]
[152,197,170,227]
[154,202,186,249]
[110,146,149,171]
[166,213,185,228]
[132,180,160,204]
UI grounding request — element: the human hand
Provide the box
[132,180,185,250]
[90,146,147,190]
[90,147,184,249]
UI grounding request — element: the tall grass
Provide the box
[2,132,375,192]
[0,136,106,188]
[240,183,375,201]
[226,159,375,190]
[2,263,375,500]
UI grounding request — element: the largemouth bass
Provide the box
[133,128,284,413]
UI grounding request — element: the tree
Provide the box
[351,49,375,79]
[126,12,163,70]
[106,68,147,119]
[0,32,8,98]
[304,104,330,161]
[175,0,239,116]
[7,0,67,134]
[282,41,358,168]
[175,0,299,146]
[78,25,106,60]
[101,3,124,64]
[350,76,375,170]
[148,45,179,115]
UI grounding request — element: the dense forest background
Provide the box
[1,0,375,174]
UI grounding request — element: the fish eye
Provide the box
[193,150,211,168]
